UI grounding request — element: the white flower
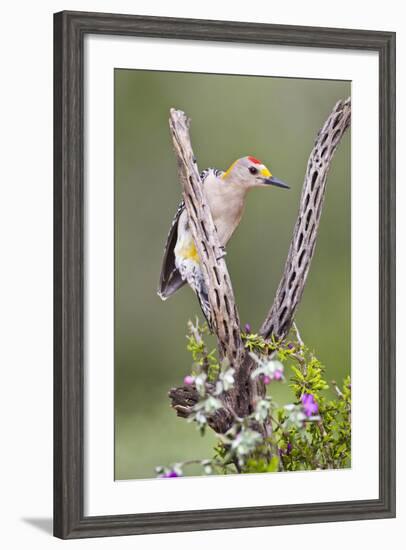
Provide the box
[283,404,307,429]
[219,367,235,391]
[194,411,207,426]
[202,396,222,414]
[250,353,284,381]
[195,372,207,396]
[231,428,263,457]
[254,399,271,422]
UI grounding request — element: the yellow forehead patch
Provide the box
[221,160,272,180]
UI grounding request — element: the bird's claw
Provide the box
[216,246,227,261]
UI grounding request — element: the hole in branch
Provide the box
[305,209,313,231]
[332,114,342,129]
[223,321,230,343]
[214,289,220,308]
[188,194,198,218]
[280,320,291,337]
[311,171,318,191]
[288,271,297,289]
[298,249,306,268]
[279,306,288,325]
[200,220,209,241]
[213,266,220,286]
[224,294,231,315]
[304,193,310,209]
[297,232,304,251]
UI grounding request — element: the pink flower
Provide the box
[183,375,195,386]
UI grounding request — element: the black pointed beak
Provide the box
[263,176,290,189]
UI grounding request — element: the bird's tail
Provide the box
[195,283,213,331]
[178,260,213,331]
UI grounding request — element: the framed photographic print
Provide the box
[54,10,396,539]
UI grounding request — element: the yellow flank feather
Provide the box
[179,242,199,262]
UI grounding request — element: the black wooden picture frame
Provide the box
[54,10,396,539]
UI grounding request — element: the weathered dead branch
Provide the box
[260,98,351,340]
[168,109,262,428]
[168,109,244,368]
[168,99,351,433]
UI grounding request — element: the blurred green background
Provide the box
[114,69,351,480]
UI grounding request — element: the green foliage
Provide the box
[156,321,351,478]
[186,318,220,381]
[276,339,351,471]
[245,455,279,473]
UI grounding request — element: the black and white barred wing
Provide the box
[157,168,223,328]
[157,200,186,300]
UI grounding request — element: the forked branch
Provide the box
[168,99,351,433]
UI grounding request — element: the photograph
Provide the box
[114,69,351,481]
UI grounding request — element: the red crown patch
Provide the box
[248,156,262,165]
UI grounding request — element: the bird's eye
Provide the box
[249,166,258,175]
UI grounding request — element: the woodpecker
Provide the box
[158,156,289,327]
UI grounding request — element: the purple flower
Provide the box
[159,470,180,478]
[279,443,292,456]
[183,375,195,386]
[263,375,272,385]
[301,393,319,417]
[244,323,251,333]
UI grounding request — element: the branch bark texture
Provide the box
[260,98,351,340]
[169,109,259,430]
[169,109,244,368]
[168,99,351,433]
